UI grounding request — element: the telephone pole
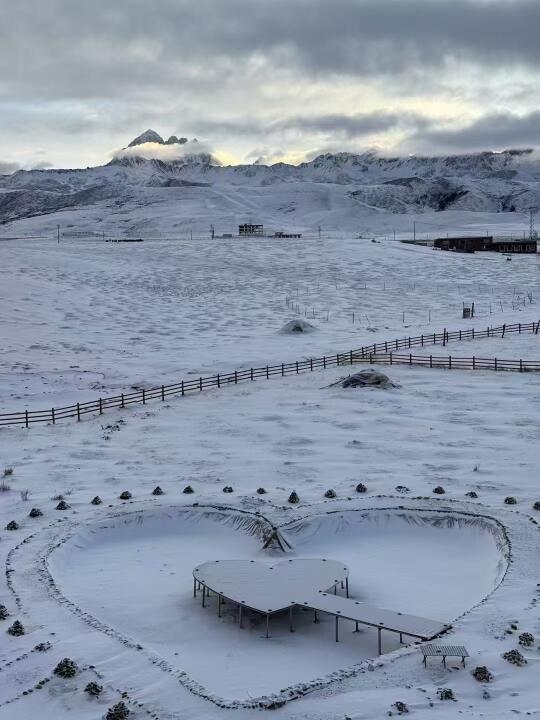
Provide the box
[529,210,536,240]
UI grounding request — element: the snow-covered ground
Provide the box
[0,229,539,719]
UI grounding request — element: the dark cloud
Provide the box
[411,112,540,153]
[270,112,427,139]
[2,1,540,101]
[0,161,20,175]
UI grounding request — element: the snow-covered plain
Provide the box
[0,226,539,719]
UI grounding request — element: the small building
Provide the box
[239,224,264,236]
[491,239,537,253]
[274,231,302,239]
[433,236,493,253]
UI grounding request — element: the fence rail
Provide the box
[1,320,538,428]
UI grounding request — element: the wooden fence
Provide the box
[1,321,538,428]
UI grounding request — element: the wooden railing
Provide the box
[1,321,538,428]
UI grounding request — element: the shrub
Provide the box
[392,700,408,714]
[0,604,9,621]
[34,642,51,652]
[437,688,455,701]
[504,496,517,505]
[105,701,130,719]
[355,483,367,493]
[55,500,70,510]
[84,681,103,697]
[395,485,409,493]
[7,620,24,636]
[119,491,132,500]
[3,467,14,477]
[288,491,299,504]
[466,491,478,499]
[91,496,102,505]
[53,658,78,678]
[432,486,445,495]
[20,489,30,501]
[256,487,267,495]
[324,489,336,499]
[183,485,194,494]
[472,666,493,683]
[5,520,19,530]
[222,486,233,493]
[502,649,527,666]
[0,481,11,492]
[152,486,164,496]
[518,632,534,647]
[533,501,540,511]
[28,508,43,518]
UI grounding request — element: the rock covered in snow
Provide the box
[342,369,394,389]
[280,319,316,334]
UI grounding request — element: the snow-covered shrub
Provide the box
[91,495,102,505]
[0,604,9,621]
[84,681,103,697]
[105,701,130,719]
[183,485,194,494]
[395,485,409,493]
[3,467,13,477]
[504,496,517,505]
[288,491,299,504]
[7,620,24,636]
[222,486,233,493]
[342,370,394,389]
[55,500,70,510]
[119,491,132,500]
[472,666,493,682]
[466,491,478,499]
[256,487,267,495]
[28,508,43,518]
[432,486,445,495]
[0,481,11,492]
[519,632,534,647]
[356,483,367,493]
[280,319,316,334]
[502,649,527,666]
[324,489,336,499]
[5,520,19,530]
[34,642,51,652]
[533,501,540,511]
[152,486,164,496]
[437,688,455,701]
[53,658,78,678]
[391,700,408,714]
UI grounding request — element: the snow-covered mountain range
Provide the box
[1,130,540,230]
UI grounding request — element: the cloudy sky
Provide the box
[2,0,540,169]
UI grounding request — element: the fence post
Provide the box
[250,368,254,381]
[99,398,103,414]
[266,366,269,379]
[350,350,353,364]
[472,356,475,369]
[472,328,475,339]
[449,356,452,369]
[409,354,412,365]
[310,358,313,371]
[281,364,284,376]
[121,393,125,408]
[199,377,203,391]
[323,356,326,368]
[459,330,462,340]
[336,353,339,366]
[161,385,165,401]
[369,353,373,364]
[25,410,29,428]
[536,321,540,335]
[421,334,424,347]
[217,374,220,388]
[443,329,446,347]
[234,371,238,384]
[519,323,521,334]
[142,389,146,405]
[494,358,497,371]
[390,352,393,365]
[296,361,299,373]
[520,359,523,372]
[77,403,81,421]
[502,324,506,338]
[430,355,433,368]
[51,408,55,424]
[181,381,185,396]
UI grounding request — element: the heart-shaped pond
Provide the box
[49,507,507,699]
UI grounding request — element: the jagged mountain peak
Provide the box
[127,129,165,147]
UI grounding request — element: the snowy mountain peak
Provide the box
[128,129,165,147]
[165,135,188,145]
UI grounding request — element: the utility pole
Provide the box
[529,209,536,240]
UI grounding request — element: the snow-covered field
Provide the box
[1,229,539,719]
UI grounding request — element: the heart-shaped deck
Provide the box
[193,558,348,614]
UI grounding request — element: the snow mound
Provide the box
[342,369,395,389]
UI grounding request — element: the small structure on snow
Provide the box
[342,369,395,389]
[280,319,316,334]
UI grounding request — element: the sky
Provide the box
[2,0,540,170]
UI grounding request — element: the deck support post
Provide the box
[345,577,349,598]
[354,621,359,633]
[218,594,222,618]
[289,606,294,632]
[193,577,197,598]
[335,616,339,642]
[314,610,319,624]
[239,604,243,628]
[202,585,206,608]
[377,627,382,655]
[266,614,270,639]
